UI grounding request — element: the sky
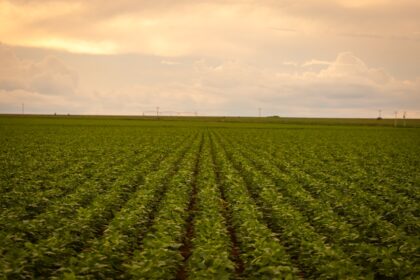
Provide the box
[0,0,419,117]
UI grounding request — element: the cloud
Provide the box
[2,0,418,57]
[0,44,78,95]
[302,59,331,67]
[1,1,419,117]
[188,52,419,116]
[0,44,84,114]
[318,52,390,83]
[0,45,419,117]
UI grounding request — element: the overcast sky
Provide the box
[0,0,419,117]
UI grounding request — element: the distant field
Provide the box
[0,116,419,279]
[2,114,420,127]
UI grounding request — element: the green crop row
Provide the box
[126,135,202,279]
[61,133,198,279]
[218,132,417,278]
[210,134,300,279]
[214,133,365,279]
[236,131,420,233]
[1,118,419,278]
[0,135,164,244]
[0,133,193,278]
[218,129,419,278]
[186,134,234,279]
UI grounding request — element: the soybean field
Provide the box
[0,116,419,279]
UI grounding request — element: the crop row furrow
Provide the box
[0,145,149,236]
[214,133,365,279]
[222,132,417,278]
[210,133,300,280]
[0,135,192,279]
[262,148,420,259]
[183,133,235,280]
[327,140,420,200]
[297,161,419,233]
[233,133,419,222]
[0,132,157,208]
[265,142,420,227]
[290,138,418,213]
[126,133,203,279]
[0,134,183,259]
[231,132,419,234]
[60,133,199,279]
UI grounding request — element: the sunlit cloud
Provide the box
[302,60,332,67]
[25,38,118,55]
[2,0,417,56]
[0,1,419,117]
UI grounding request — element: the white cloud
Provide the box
[187,52,420,117]
[0,45,419,117]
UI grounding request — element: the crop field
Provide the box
[0,116,419,279]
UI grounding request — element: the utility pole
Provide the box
[403,111,406,127]
[22,103,24,115]
[394,111,398,127]
[378,109,382,119]
[156,106,160,118]
[258,107,262,117]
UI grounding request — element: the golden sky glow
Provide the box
[0,0,419,117]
